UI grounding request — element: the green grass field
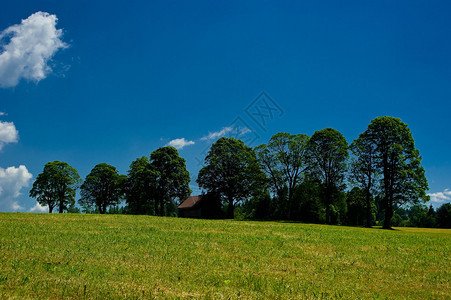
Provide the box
[0,213,449,299]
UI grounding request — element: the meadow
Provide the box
[0,213,449,299]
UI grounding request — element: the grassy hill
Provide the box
[0,213,449,299]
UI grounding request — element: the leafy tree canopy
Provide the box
[306,128,349,223]
[151,146,191,216]
[363,116,428,228]
[124,156,158,215]
[255,132,309,219]
[30,161,81,213]
[79,163,125,214]
[198,137,266,218]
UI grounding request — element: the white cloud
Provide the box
[239,127,252,135]
[167,138,195,150]
[30,202,48,213]
[0,165,32,211]
[428,189,451,203]
[200,126,234,141]
[0,11,68,88]
[11,201,23,211]
[0,112,7,116]
[0,121,19,150]
[200,126,253,141]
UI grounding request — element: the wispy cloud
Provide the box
[200,126,253,141]
[0,165,32,211]
[0,11,68,88]
[0,121,19,150]
[0,112,7,116]
[428,189,451,203]
[239,127,252,135]
[167,138,195,150]
[200,126,234,141]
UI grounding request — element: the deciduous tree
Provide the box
[350,131,379,227]
[151,147,191,216]
[197,137,266,218]
[79,163,125,214]
[306,128,349,224]
[255,132,309,219]
[29,161,81,213]
[363,117,428,229]
[124,156,157,215]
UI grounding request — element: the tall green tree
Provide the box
[79,163,125,214]
[125,156,157,215]
[436,203,451,228]
[197,137,266,218]
[350,131,379,227]
[150,146,191,216]
[29,161,81,213]
[255,132,309,219]
[363,117,428,229]
[306,128,349,224]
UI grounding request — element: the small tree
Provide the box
[79,163,125,214]
[30,161,81,213]
[197,137,266,218]
[306,128,349,224]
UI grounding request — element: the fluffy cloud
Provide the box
[30,202,48,213]
[167,138,195,150]
[200,126,234,141]
[0,165,32,211]
[0,121,19,150]
[428,189,451,203]
[0,11,67,88]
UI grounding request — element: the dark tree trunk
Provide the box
[154,198,159,216]
[382,152,392,229]
[287,187,293,220]
[365,186,372,228]
[59,201,64,213]
[227,197,234,219]
[383,196,393,229]
[325,205,330,224]
[49,206,53,213]
[159,198,164,216]
[324,187,331,224]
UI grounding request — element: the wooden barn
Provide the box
[178,194,223,218]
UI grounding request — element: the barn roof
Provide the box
[178,195,202,209]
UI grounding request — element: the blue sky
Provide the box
[0,0,450,212]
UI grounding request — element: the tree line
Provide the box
[30,146,191,216]
[30,116,451,229]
